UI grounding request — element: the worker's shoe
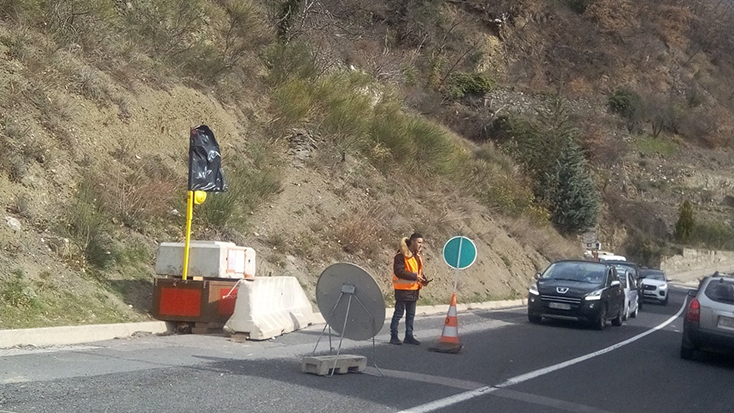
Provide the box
[389,334,402,345]
[403,335,421,345]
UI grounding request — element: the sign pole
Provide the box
[453,237,463,292]
[182,190,194,280]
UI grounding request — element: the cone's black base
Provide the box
[428,342,463,354]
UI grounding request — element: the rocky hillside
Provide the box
[2,0,734,328]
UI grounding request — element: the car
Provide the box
[618,269,639,320]
[639,268,669,305]
[528,260,626,330]
[605,260,644,311]
[681,273,734,359]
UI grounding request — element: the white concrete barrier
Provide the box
[224,277,314,340]
[155,240,256,279]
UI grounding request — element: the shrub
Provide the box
[1,269,43,309]
[674,200,694,243]
[199,161,282,231]
[551,138,599,234]
[63,178,116,269]
[568,0,595,14]
[265,42,319,86]
[444,72,495,100]
[608,88,643,130]
[691,221,734,250]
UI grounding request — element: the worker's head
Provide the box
[408,232,424,255]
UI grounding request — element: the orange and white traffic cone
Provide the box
[428,292,463,354]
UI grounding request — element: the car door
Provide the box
[609,268,623,315]
[628,272,638,311]
[602,268,620,315]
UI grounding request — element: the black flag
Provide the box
[188,125,226,192]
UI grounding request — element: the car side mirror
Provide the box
[611,280,621,288]
[534,273,541,280]
[687,289,698,297]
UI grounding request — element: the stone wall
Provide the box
[660,248,734,284]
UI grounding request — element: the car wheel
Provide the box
[662,296,669,306]
[528,313,542,324]
[612,305,624,327]
[631,304,638,318]
[680,343,695,360]
[594,307,606,330]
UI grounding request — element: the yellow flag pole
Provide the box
[182,190,194,280]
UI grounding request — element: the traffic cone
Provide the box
[428,292,463,354]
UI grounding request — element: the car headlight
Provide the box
[659,284,668,289]
[585,289,603,301]
[529,283,539,296]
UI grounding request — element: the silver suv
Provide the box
[681,273,734,359]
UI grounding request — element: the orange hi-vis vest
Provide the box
[393,253,423,291]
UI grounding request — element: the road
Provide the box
[1,287,733,413]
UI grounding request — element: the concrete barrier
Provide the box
[224,277,314,340]
[155,240,256,279]
[0,321,172,349]
[661,248,734,284]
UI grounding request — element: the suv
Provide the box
[528,260,625,330]
[681,273,734,359]
[639,268,669,305]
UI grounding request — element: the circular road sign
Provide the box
[442,236,477,270]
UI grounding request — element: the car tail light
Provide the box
[687,299,700,322]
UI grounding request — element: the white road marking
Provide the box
[493,389,617,413]
[363,367,485,390]
[399,299,687,413]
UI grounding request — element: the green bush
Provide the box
[551,138,599,234]
[63,178,117,269]
[266,42,319,86]
[568,0,595,14]
[691,221,734,250]
[444,72,495,100]
[1,269,43,309]
[199,161,282,231]
[608,89,643,129]
[674,200,695,243]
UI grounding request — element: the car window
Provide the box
[618,272,628,288]
[542,262,606,284]
[640,270,666,281]
[704,278,734,304]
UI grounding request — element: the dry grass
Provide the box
[333,205,391,259]
[504,217,579,261]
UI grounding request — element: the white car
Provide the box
[618,269,639,319]
[640,269,669,306]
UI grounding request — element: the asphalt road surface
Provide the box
[2,287,733,413]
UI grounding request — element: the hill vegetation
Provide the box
[2,0,734,327]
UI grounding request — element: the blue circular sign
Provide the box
[443,236,477,270]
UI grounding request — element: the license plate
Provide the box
[718,316,734,330]
[549,302,571,310]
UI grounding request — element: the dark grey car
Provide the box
[681,273,734,359]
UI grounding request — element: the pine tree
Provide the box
[551,137,599,234]
[674,200,695,243]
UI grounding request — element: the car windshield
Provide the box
[613,265,633,278]
[542,262,606,285]
[704,278,734,304]
[641,270,666,281]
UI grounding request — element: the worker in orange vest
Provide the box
[390,233,430,345]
